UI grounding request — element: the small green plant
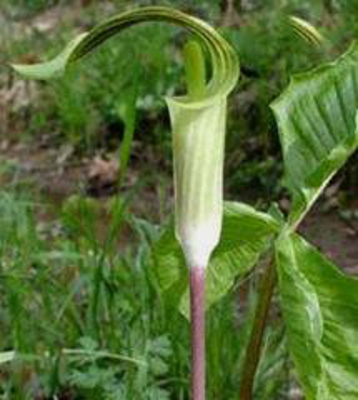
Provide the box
[10,5,358,400]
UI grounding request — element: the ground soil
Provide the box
[300,208,358,275]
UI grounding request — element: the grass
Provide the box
[0,182,289,399]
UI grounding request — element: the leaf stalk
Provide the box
[239,258,276,400]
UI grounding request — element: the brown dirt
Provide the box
[299,208,358,275]
[0,138,173,226]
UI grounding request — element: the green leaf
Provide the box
[271,42,358,226]
[276,233,358,399]
[153,202,280,317]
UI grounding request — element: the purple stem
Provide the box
[190,266,206,400]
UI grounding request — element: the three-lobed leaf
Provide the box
[271,42,358,399]
[276,234,358,400]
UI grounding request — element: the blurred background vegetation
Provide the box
[0,0,357,399]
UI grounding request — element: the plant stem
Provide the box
[190,266,206,400]
[239,258,277,400]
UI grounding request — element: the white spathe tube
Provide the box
[167,96,227,269]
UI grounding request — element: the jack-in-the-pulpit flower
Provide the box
[12,6,239,271]
[11,7,239,400]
